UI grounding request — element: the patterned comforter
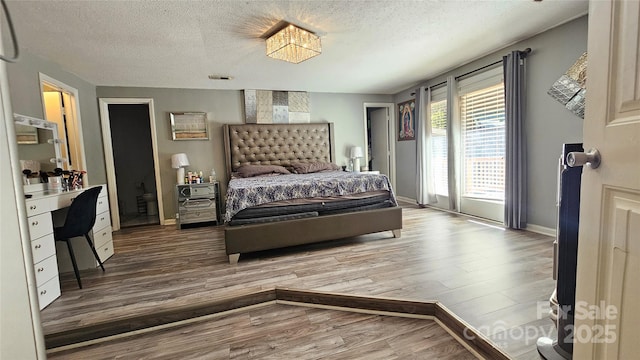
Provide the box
[224,171,397,222]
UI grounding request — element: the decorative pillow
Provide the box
[236,164,290,178]
[291,162,340,174]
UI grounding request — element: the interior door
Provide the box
[370,108,389,176]
[573,1,640,358]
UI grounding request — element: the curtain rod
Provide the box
[410,81,447,96]
[455,48,531,81]
[410,48,531,96]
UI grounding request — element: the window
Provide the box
[460,82,505,201]
[430,98,448,196]
[422,67,505,221]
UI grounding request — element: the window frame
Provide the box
[455,66,505,222]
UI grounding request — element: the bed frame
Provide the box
[222,122,402,264]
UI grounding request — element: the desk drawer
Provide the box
[53,191,79,209]
[97,239,115,263]
[28,212,53,240]
[93,210,111,232]
[34,254,58,287]
[93,225,113,248]
[26,199,49,217]
[96,195,109,214]
[32,233,56,264]
[38,275,61,310]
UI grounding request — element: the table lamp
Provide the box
[171,153,190,185]
[350,146,364,172]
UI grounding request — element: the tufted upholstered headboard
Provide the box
[223,123,335,180]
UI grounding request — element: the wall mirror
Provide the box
[14,113,64,177]
[170,112,209,140]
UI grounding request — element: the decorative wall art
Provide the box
[548,52,587,119]
[170,112,209,140]
[244,90,310,123]
[397,99,415,141]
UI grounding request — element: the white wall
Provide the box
[393,15,588,229]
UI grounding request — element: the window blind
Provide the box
[460,82,505,200]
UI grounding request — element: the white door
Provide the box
[573,1,640,358]
[370,108,389,176]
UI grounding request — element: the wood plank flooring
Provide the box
[47,303,476,359]
[41,203,555,359]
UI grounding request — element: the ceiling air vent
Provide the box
[208,75,233,80]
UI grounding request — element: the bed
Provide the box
[222,122,402,264]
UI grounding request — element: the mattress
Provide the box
[228,191,393,226]
[224,171,397,223]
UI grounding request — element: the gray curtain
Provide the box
[415,86,437,206]
[503,51,528,229]
[446,76,458,211]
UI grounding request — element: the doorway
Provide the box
[363,103,396,189]
[98,98,164,230]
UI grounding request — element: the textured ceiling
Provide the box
[5,0,588,94]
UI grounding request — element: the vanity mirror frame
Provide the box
[14,113,65,171]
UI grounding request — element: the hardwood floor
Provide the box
[41,203,554,359]
[48,303,477,359]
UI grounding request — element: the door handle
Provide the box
[567,148,601,169]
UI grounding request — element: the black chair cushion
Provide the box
[54,186,102,240]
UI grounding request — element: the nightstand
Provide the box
[175,182,220,229]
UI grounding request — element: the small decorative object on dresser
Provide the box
[176,182,221,229]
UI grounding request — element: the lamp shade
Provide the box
[171,153,190,169]
[350,146,364,159]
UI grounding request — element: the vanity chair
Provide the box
[54,186,105,288]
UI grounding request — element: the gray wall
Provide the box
[6,15,586,229]
[95,86,391,221]
[5,48,390,222]
[7,51,107,184]
[393,15,588,229]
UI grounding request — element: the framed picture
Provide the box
[170,112,208,140]
[397,100,415,141]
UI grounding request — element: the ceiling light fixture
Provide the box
[265,23,321,64]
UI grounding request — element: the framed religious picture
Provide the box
[397,100,415,141]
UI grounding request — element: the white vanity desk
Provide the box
[25,184,113,309]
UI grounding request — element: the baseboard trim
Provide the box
[524,224,556,237]
[417,204,557,238]
[396,196,416,204]
[163,218,176,226]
